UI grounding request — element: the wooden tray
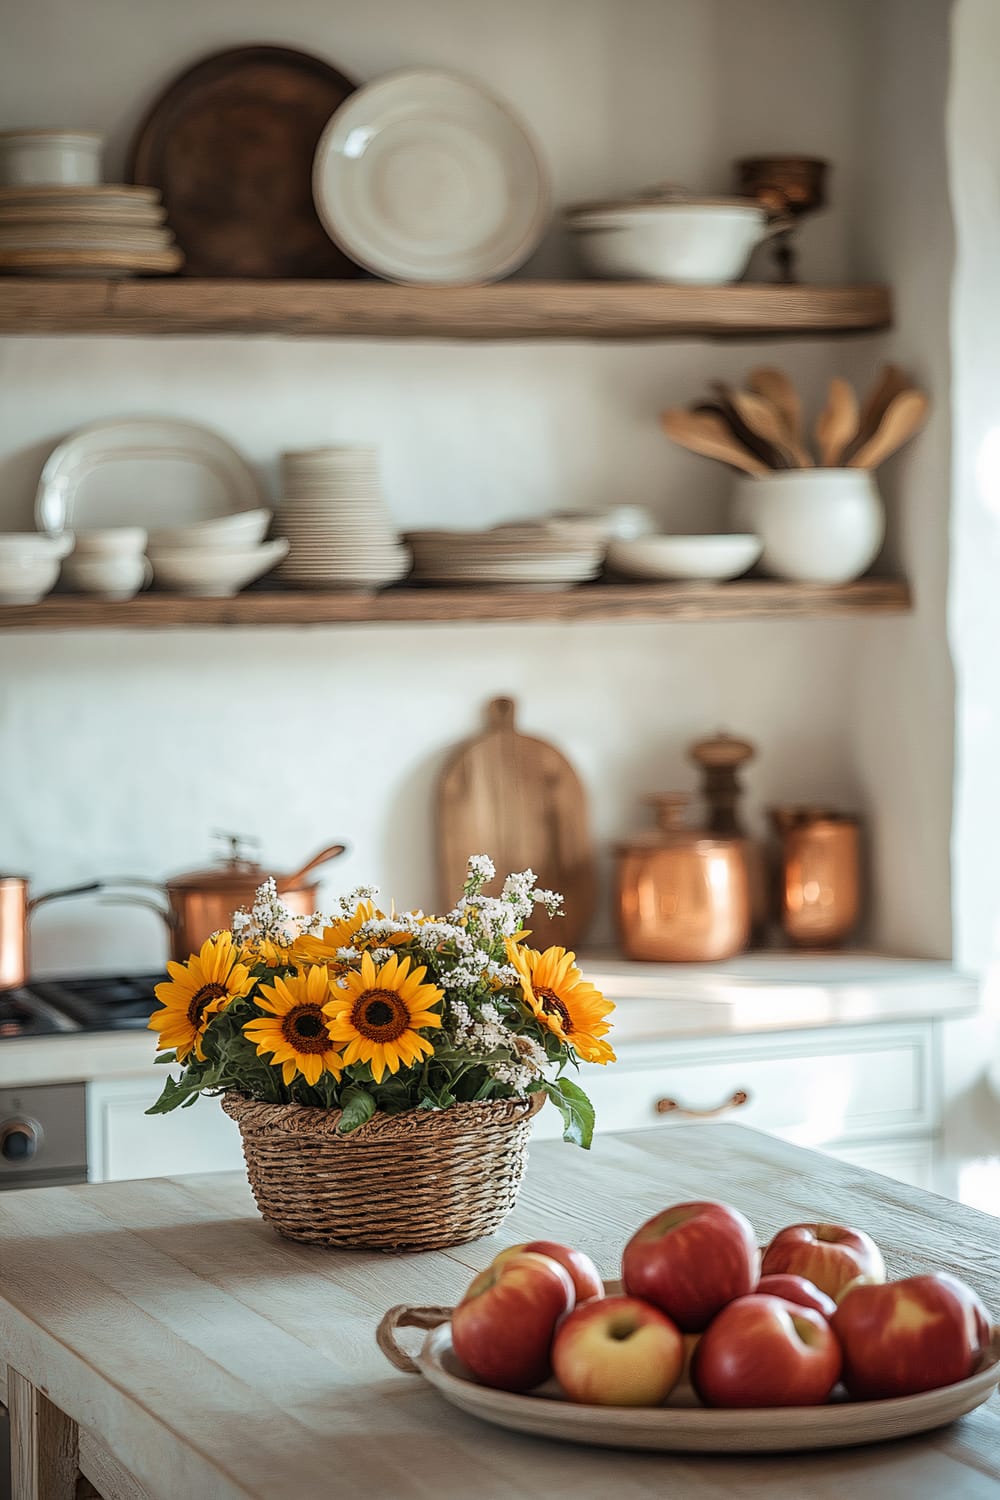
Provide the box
[377,1302,1000,1455]
[128,45,359,278]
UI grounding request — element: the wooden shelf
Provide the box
[0,279,892,340]
[0,579,911,629]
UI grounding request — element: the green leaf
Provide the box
[153,1051,177,1064]
[542,1078,595,1150]
[337,1085,376,1135]
[145,1073,207,1115]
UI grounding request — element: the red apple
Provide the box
[754,1273,837,1320]
[693,1294,842,1408]
[761,1223,885,1300]
[622,1201,760,1332]
[552,1295,684,1406]
[832,1272,992,1399]
[493,1239,604,1303]
[451,1250,575,1392]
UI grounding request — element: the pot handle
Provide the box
[285,842,348,885]
[98,880,176,930]
[376,1304,454,1374]
[27,880,102,914]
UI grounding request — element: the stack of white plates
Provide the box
[405,525,603,589]
[0,185,182,276]
[275,448,410,591]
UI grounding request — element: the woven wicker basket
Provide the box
[222,1090,547,1251]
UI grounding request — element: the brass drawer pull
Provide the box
[656,1088,751,1120]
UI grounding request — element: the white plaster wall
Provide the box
[949,0,1000,980]
[0,0,947,973]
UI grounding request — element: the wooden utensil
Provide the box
[691,400,782,469]
[815,377,860,467]
[747,367,810,462]
[846,390,930,470]
[712,383,806,469]
[661,409,769,476]
[128,45,359,278]
[437,697,597,948]
[850,364,911,458]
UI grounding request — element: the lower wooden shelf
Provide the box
[0,579,911,629]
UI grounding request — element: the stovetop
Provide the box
[0,973,161,1039]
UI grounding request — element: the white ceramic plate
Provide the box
[36,418,263,535]
[606,534,762,582]
[412,1320,1000,1455]
[313,68,549,285]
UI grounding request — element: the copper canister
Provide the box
[616,794,751,963]
[772,807,861,947]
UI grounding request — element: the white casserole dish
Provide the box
[566,192,781,285]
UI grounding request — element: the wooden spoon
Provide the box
[693,398,783,469]
[815,377,860,467]
[851,363,911,458]
[660,408,769,476]
[712,383,804,469]
[747,367,811,464]
[846,390,930,469]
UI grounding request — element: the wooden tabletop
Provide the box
[1,1124,998,1500]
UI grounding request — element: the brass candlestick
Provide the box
[735,156,828,283]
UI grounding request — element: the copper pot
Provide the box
[106,835,347,961]
[771,807,860,947]
[615,794,751,963]
[0,874,102,990]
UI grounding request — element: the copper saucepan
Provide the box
[0,874,103,990]
[104,834,348,961]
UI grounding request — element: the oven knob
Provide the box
[1,1120,40,1162]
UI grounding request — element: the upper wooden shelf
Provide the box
[0,579,910,629]
[0,279,892,340]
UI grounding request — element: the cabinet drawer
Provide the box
[533,1022,938,1148]
[87,1077,244,1182]
[823,1137,937,1192]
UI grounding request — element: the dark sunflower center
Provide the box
[534,986,573,1031]
[280,1004,330,1054]
[352,988,409,1041]
[187,982,227,1027]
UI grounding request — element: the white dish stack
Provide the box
[275,448,410,591]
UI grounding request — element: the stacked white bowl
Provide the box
[275,448,410,590]
[146,510,288,597]
[62,527,149,600]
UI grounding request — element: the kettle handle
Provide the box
[27,880,102,914]
[286,843,348,885]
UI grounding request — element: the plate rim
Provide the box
[312,64,550,286]
[415,1320,1000,1454]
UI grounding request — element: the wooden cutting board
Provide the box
[437,697,597,950]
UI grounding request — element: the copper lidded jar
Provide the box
[771,807,861,948]
[615,794,751,963]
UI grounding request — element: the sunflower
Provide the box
[243,965,344,1086]
[324,951,443,1083]
[291,900,405,971]
[148,933,255,1062]
[506,942,616,1065]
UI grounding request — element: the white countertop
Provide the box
[0,952,980,1089]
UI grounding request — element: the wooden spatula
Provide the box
[746,367,812,466]
[851,364,911,459]
[815,377,860,467]
[660,409,769,476]
[712,384,804,469]
[846,390,930,469]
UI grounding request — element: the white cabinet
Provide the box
[87,1076,244,1183]
[533,1020,941,1161]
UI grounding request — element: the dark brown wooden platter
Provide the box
[127,44,360,278]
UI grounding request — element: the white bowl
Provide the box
[72,526,147,558]
[148,538,289,597]
[0,130,103,187]
[0,531,75,562]
[0,556,61,604]
[566,200,773,285]
[62,554,151,600]
[731,470,886,583]
[607,534,763,582]
[148,509,272,550]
